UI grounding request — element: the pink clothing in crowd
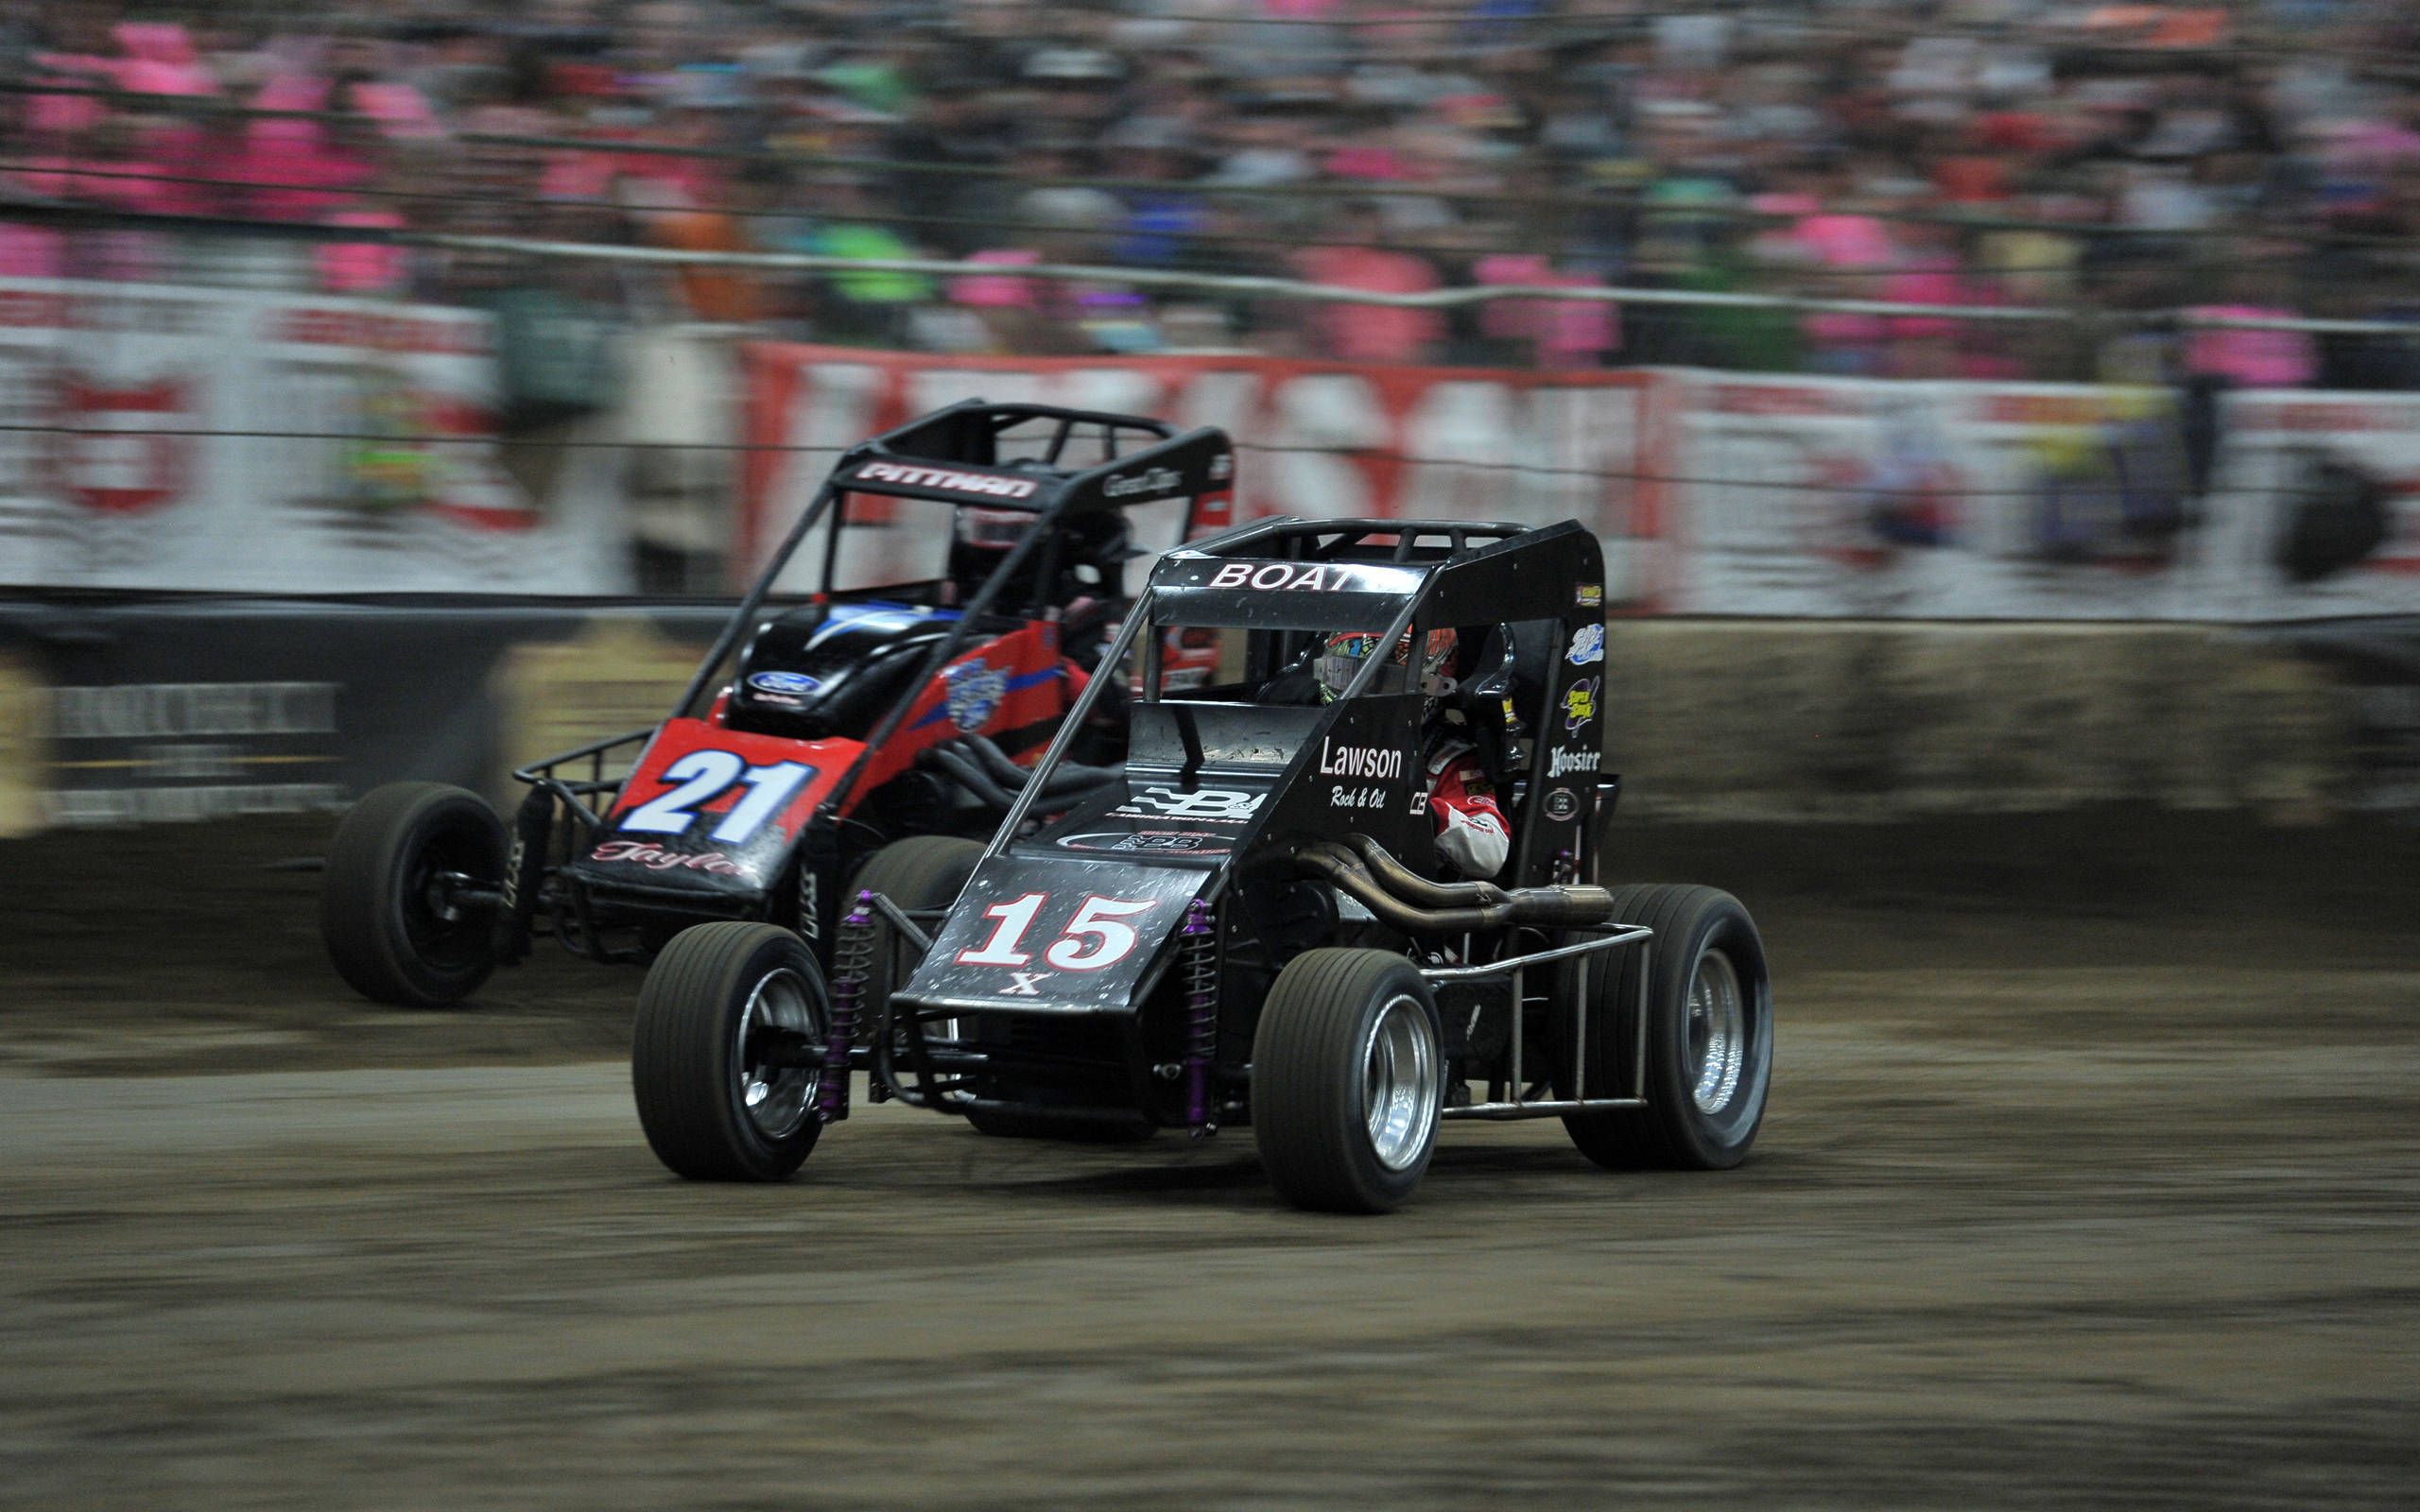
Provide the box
[316,209,409,294]
[0,225,66,278]
[1297,245,1444,365]
[2184,306,2319,387]
[1793,213,1899,358]
[949,249,1042,309]
[1473,254,1617,368]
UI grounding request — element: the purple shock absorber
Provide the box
[1181,898,1217,1133]
[821,891,873,1124]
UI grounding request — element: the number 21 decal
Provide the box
[956,893,1157,972]
[621,751,814,844]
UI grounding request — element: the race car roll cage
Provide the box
[495,401,1229,961]
[812,516,1662,1132]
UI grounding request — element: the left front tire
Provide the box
[1252,949,1444,1214]
[632,922,829,1181]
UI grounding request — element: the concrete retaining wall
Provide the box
[1601,622,2356,822]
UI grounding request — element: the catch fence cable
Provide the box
[0,422,2295,501]
[0,160,2397,273]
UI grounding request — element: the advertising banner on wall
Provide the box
[0,601,724,833]
[1659,374,2420,621]
[739,342,1660,599]
[740,345,2418,623]
[0,278,631,594]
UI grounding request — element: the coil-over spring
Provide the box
[820,893,875,1124]
[1181,898,1218,1136]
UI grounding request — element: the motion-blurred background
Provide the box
[4,6,2418,1510]
[0,0,2416,833]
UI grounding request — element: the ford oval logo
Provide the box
[748,671,822,696]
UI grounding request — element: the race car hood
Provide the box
[563,717,862,903]
[897,851,1221,1015]
[894,699,1313,1014]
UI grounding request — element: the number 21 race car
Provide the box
[319,403,1233,1007]
[630,515,1774,1212]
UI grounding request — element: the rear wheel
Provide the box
[631,921,828,1181]
[320,782,506,1007]
[1556,885,1772,1170]
[1252,949,1443,1213]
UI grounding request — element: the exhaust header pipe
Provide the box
[1294,835,1614,933]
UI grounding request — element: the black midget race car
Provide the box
[630,515,1773,1212]
[319,402,1234,1007]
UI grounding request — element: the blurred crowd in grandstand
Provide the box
[5,0,2418,385]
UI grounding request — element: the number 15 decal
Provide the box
[621,751,815,844]
[957,893,1157,971]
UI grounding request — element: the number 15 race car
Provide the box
[319,403,1233,1007]
[630,516,1774,1212]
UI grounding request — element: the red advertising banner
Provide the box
[739,343,1668,603]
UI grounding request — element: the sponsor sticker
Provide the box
[1201,560,1419,593]
[747,670,822,696]
[943,660,1008,732]
[1548,747,1601,778]
[1315,736,1406,781]
[589,839,745,876]
[1057,830,1229,854]
[855,460,1039,499]
[1208,452,1233,482]
[1576,583,1604,609]
[1543,787,1580,822]
[1102,466,1181,499]
[1562,676,1599,734]
[1114,785,1266,822]
[1566,624,1604,666]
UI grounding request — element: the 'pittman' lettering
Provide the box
[856,461,1039,499]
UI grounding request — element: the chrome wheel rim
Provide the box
[1362,994,1439,1172]
[1686,948,1747,1115]
[735,967,821,1141]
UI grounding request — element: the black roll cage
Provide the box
[510,400,1232,827]
[983,514,1602,860]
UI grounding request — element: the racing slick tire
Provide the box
[1252,949,1444,1214]
[845,835,985,1012]
[1555,885,1772,1171]
[631,922,829,1182]
[320,782,506,1008]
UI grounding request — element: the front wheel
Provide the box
[1252,949,1444,1214]
[320,782,505,1007]
[632,922,829,1181]
[1557,885,1772,1171]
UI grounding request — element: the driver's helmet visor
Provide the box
[1315,626,1455,702]
[955,507,1028,551]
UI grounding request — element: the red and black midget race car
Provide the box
[319,402,1233,1007]
[628,515,1774,1212]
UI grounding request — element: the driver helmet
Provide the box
[956,506,1028,552]
[1315,626,1456,704]
[944,507,1031,603]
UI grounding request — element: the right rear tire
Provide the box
[1252,949,1443,1214]
[1556,884,1773,1171]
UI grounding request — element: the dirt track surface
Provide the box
[2,815,2416,1508]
